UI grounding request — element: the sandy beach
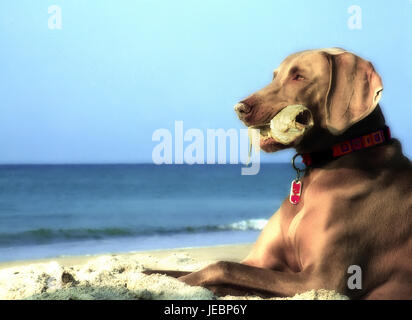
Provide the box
[0,243,348,300]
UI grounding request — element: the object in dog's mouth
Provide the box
[251,104,314,145]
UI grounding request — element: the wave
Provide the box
[0,219,268,246]
[219,218,268,231]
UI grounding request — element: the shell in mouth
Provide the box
[270,104,314,145]
[249,104,314,147]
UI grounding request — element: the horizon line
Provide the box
[0,161,288,166]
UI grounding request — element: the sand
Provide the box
[0,244,348,300]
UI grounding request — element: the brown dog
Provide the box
[147,48,412,299]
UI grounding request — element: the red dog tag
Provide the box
[289,180,302,205]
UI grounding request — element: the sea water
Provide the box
[0,164,293,262]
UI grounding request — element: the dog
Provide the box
[146,48,412,299]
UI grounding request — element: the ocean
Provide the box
[0,164,294,262]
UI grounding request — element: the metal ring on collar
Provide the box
[292,153,306,177]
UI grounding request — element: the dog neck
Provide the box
[295,105,387,155]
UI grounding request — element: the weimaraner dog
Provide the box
[146,48,412,299]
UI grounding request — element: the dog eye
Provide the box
[292,74,305,81]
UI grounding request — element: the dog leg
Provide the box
[142,269,191,278]
[178,261,317,297]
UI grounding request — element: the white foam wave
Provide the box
[219,218,268,231]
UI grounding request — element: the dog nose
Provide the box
[234,102,252,117]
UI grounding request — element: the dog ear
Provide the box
[324,52,383,134]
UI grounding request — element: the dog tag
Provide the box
[289,179,302,205]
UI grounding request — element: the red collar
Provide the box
[301,126,391,167]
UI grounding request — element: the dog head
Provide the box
[234,48,383,152]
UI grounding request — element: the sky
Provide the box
[0,0,411,164]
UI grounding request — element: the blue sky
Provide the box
[0,0,411,164]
